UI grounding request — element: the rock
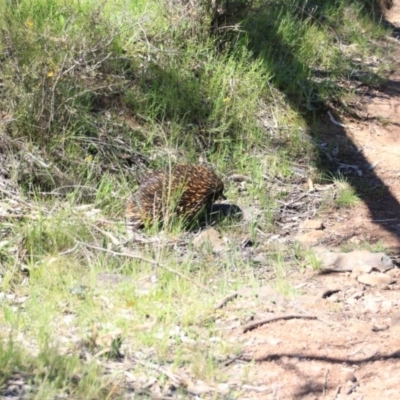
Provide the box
[96,273,131,287]
[387,267,400,277]
[350,290,364,299]
[253,254,267,264]
[240,205,257,222]
[346,297,358,305]
[327,294,340,303]
[69,285,87,297]
[300,219,325,230]
[230,174,252,182]
[381,300,393,311]
[350,264,373,279]
[372,324,389,332]
[295,230,326,246]
[314,249,394,272]
[357,272,393,286]
[341,368,357,383]
[193,228,226,253]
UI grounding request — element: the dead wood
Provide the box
[242,314,317,333]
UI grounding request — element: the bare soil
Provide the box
[222,4,400,399]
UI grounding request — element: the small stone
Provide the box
[327,294,340,303]
[387,268,400,277]
[372,324,389,332]
[69,285,87,297]
[300,219,325,230]
[193,228,226,253]
[13,296,28,304]
[217,383,230,394]
[381,300,393,310]
[230,174,251,182]
[349,236,361,244]
[267,337,281,346]
[357,273,393,286]
[351,290,364,299]
[253,254,267,264]
[346,297,358,305]
[240,206,257,222]
[295,230,326,246]
[96,273,131,287]
[341,368,357,383]
[350,264,373,279]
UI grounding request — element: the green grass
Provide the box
[334,177,362,208]
[0,336,108,399]
[0,0,395,396]
[340,239,388,253]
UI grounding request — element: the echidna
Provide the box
[126,164,226,231]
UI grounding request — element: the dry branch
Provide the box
[242,314,317,333]
[214,292,239,310]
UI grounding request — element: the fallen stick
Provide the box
[323,369,330,396]
[328,111,348,128]
[76,241,211,293]
[214,292,239,310]
[243,314,317,333]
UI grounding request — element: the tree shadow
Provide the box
[230,0,400,249]
[241,349,400,399]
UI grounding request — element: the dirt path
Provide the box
[323,3,400,252]
[222,5,400,399]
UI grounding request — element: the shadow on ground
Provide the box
[232,0,400,249]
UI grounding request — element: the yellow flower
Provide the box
[223,96,231,103]
[25,18,34,28]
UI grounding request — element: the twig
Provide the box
[277,193,308,208]
[51,185,97,193]
[385,35,400,44]
[368,161,380,170]
[91,224,123,247]
[26,152,51,168]
[76,241,211,293]
[323,369,330,396]
[332,385,341,400]
[243,314,317,333]
[49,53,68,126]
[59,242,79,256]
[346,383,359,395]
[229,174,252,182]
[214,293,239,310]
[328,111,348,128]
